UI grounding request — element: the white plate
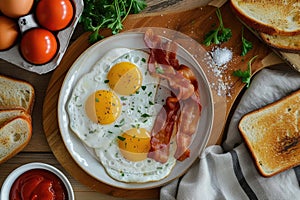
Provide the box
[58,28,214,189]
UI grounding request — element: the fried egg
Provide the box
[95,133,177,183]
[67,47,176,183]
[68,48,159,148]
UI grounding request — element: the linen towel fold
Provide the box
[160,66,300,200]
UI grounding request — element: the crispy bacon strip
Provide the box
[175,93,201,161]
[148,97,180,163]
[144,30,194,100]
[144,29,201,163]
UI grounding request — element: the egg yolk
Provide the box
[107,62,142,96]
[85,90,121,125]
[118,128,151,162]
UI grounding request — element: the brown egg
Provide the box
[0,0,34,18]
[0,16,19,50]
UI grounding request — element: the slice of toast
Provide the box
[238,89,300,177]
[0,116,32,164]
[0,75,35,114]
[0,108,31,126]
[230,0,300,36]
[260,32,300,53]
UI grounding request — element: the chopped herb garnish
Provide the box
[120,96,127,101]
[104,79,109,83]
[114,118,125,127]
[241,27,253,56]
[117,136,126,141]
[141,58,146,63]
[203,8,232,46]
[89,129,97,134]
[233,55,257,88]
[155,67,164,74]
[149,101,154,105]
[141,113,151,118]
[131,124,140,128]
[141,85,146,90]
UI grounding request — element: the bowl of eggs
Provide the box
[0,0,83,74]
[58,27,214,189]
[1,162,74,200]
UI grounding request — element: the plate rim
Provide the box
[57,29,214,189]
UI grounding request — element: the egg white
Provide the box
[67,48,160,149]
[95,138,177,183]
[67,47,178,183]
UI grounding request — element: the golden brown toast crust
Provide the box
[238,89,300,177]
[230,0,300,36]
[259,33,300,53]
[0,74,35,114]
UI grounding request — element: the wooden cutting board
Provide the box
[42,2,285,199]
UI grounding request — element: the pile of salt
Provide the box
[211,47,233,67]
[205,47,233,97]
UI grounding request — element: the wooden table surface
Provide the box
[2,0,297,198]
[0,0,218,199]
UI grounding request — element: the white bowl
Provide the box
[1,162,74,200]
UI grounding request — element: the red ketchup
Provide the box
[9,169,68,200]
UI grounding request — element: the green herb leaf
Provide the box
[131,0,147,14]
[241,27,253,56]
[203,8,232,46]
[155,67,164,74]
[141,113,151,118]
[120,96,127,101]
[114,118,125,127]
[233,55,258,88]
[117,136,126,141]
[80,0,147,44]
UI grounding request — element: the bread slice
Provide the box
[0,108,30,126]
[0,75,35,114]
[0,116,32,164]
[259,32,300,53]
[238,89,300,177]
[230,0,300,36]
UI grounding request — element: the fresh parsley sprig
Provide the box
[204,8,232,46]
[241,27,253,56]
[233,55,258,88]
[80,0,147,43]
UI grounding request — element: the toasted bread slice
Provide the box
[0,116,32,164]
[0,75,35,114]
[238,89,300,177]
[0,108,31,126]
[259,33,300,53]
[230,0,300,36]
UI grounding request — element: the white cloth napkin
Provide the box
[160,66,300,200]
